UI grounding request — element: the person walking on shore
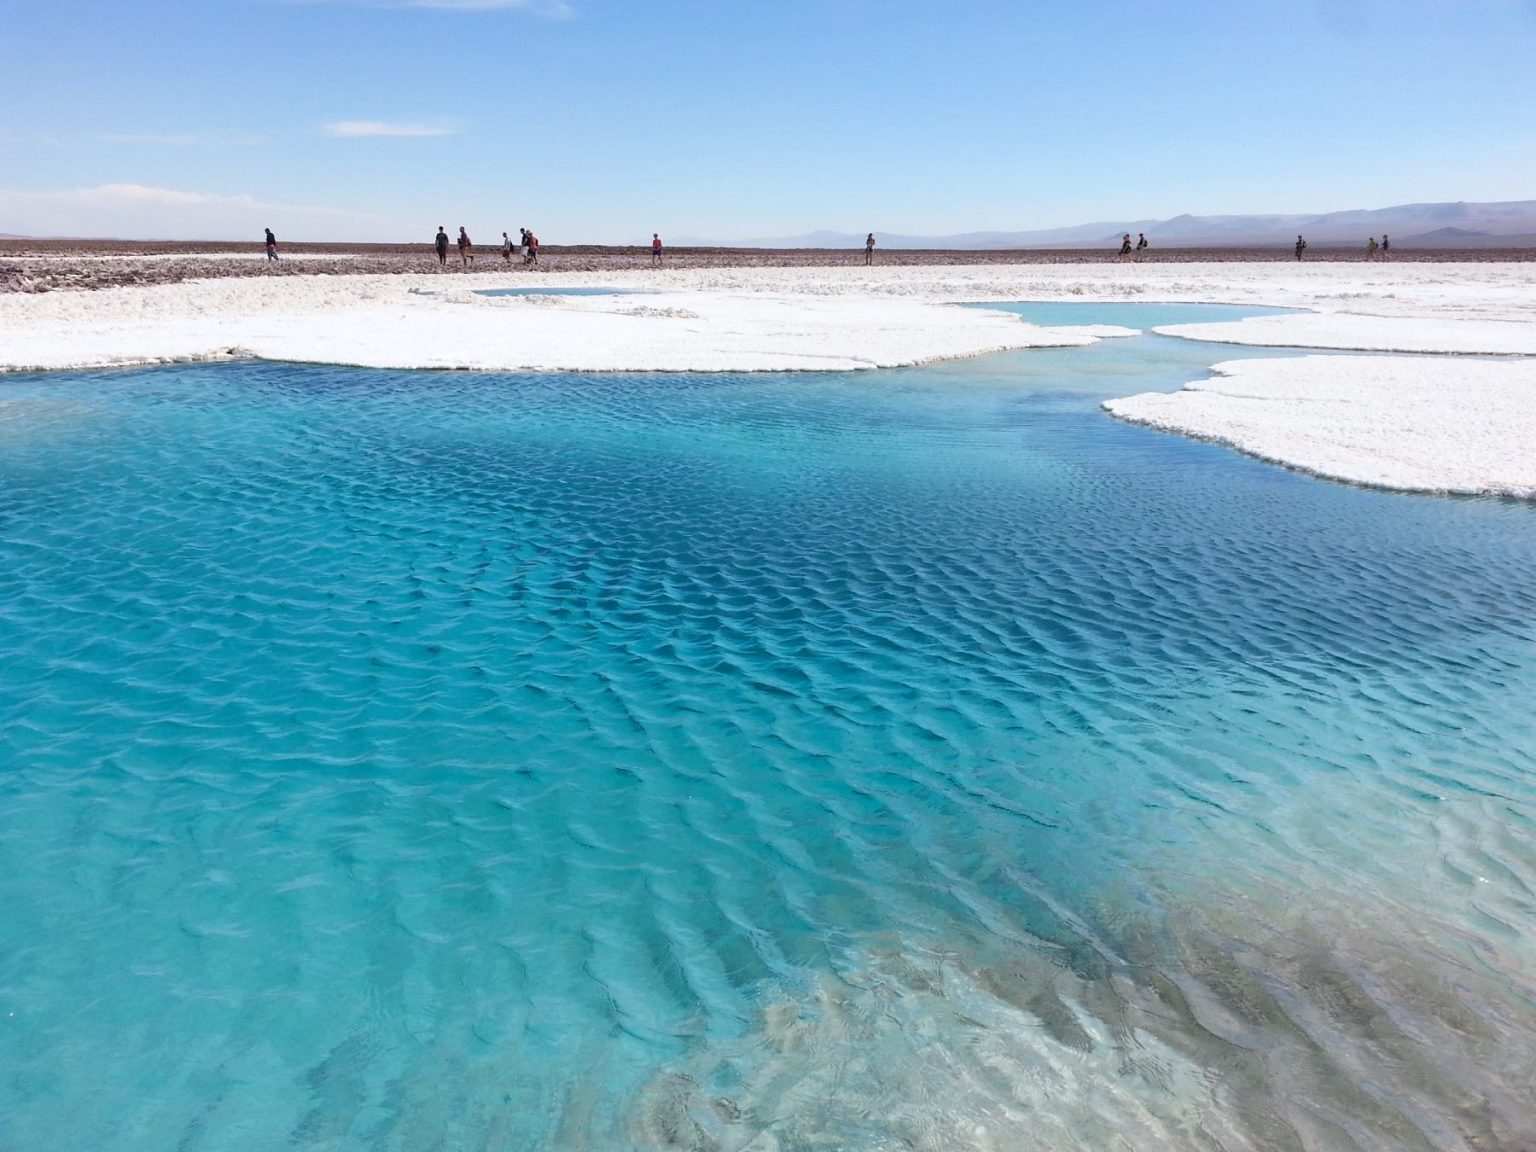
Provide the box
[1295,234,1308,261]
[864,233,875,265]
[457,227,474,268]
[1381,233,1391,259]
[502,231,514,264]
[652,233,663,266]
[527,231,539,267]
[1118,233,1132,258]
[1366,236,1379,260]
[1135,232,1148,260]
[264,228,278,262]
[434,226,449,268]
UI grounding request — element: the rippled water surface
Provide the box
[963,299,1298,328]
[3,318,1535,1150]
[474,286,645,298]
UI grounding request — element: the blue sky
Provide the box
[2,0,1533,241]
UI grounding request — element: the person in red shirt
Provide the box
[652,233,663,266]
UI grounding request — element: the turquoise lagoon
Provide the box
[474,287,645,298]
[2,306,1534,1149]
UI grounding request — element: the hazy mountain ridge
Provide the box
[707,200,1536,249]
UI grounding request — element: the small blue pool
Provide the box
[962,300,1299,328]
[474,286,644,298]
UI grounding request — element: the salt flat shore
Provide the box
[3,239,1532,295]
[0,256,1532,498]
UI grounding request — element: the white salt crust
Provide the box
[2,262,1533,495]
[1105,355,1536,499]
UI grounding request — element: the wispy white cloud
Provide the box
[398,0,573,12]
[0,133,88,149]
[3,182,366,215]
[40,183,264,208]
[91,132,272,148]
[282,0,574,15]
[0,183,386,240]
[322,120,463,138]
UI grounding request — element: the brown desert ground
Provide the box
[3,238,1534,294]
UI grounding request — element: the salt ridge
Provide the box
[1105,355,1536,499]
[2,262,1534,496]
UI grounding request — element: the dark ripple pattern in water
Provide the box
[2,334,1535,1150]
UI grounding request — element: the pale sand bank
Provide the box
[1157,312,1536,355]
[0,276,1099,374]
[1105,356,1536,499]
[2,262,1533,496]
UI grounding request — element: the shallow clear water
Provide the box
[3,315,1535,1150]
[962,299,1298,330]
[474,286,644,298]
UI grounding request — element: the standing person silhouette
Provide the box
[1118,233,1132,258]
[264,228,278,262]
[651,233,663,266]
[1381,233,1391,259]
[457,227,474,268]
[1366,236,1379,260]
[434,226,449,268]
[1295,234,1308,261]
[1135,232,1148,260]
[864,233,875,265]
[527,231,539,267]
[502,231,513,263]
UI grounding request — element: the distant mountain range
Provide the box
[692,200,1536,250]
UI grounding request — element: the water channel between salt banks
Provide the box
[473,287,648,298]
[1,304,1533,1150]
